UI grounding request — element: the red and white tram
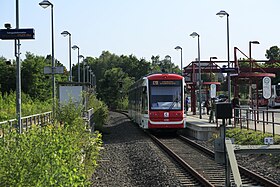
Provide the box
[128,73,186,130]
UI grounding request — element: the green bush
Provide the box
[116,96,128,110]
[56,98,83,126]
[226,128,280,145]
[226,128,280,167]
[0,91,52,121]
[87,94,109,128]
[0,102,103,186]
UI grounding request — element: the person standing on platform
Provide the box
[205,99,210,115]
[185,96,189,115]
[209,98,216,123]
[232,95,241,123]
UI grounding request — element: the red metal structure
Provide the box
[183,60,222,114]
[232,47,277,108]
[183,47,280,114]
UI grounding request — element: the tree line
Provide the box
[0,51,180,109]
[1,46,280,109]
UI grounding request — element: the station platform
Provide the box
[180,113,280,141]
[179,114,220,141]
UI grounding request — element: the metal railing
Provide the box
[233,107,280,136]
[0,111,52,129]
[0,108,95,136]
[0,111,52,136]
[84,108,95,132]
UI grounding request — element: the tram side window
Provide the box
[142,86,148,113]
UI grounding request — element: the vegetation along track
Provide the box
[148,133,279,187]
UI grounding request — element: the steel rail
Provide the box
[148,133,215,187]
[179,135,280,187]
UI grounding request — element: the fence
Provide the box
[0,111,52,129]
[0,108,95,136]
[84,108,95,132]
[234,107,280,136]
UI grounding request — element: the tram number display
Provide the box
[151,80,180,86]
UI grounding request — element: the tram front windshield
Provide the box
[149,80,182,110]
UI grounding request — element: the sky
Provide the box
[0,1,280,71]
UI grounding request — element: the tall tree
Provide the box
[21,52,51,100]
[99,67,133,108]
[0,57,16,94]
[265,46,280,61]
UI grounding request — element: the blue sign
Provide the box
[0,28,35,40]
[220,67,238,73]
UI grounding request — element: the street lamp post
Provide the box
[216,10,231,100]
[86,65,90,84]
[92,74,96,87]
[79,55,85,83]
[72,45,80,82]
[190,32,202,119]
[175,46,183,75]
[88,68,92,88]
[249,41,260,108]
[91,72,95,87]
[165,55,172,73]
[89,70,92,87]
[249,41,260,72]
[61,31,72,81]
[15,0,22,133]
[39,0,55,118]
[216,11,231,186]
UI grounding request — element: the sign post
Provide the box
[210,84,216,98]
[262,77,271,99]
[0,26,35,134]
[263,76,271,113]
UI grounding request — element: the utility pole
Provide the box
[15,0,22,133]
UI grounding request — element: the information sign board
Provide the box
[262,77,271,99]
[44,66,64,74]
[0,28,35,40]
[264,137,274,145]
[210,84,216,98]
[220,67,238,73]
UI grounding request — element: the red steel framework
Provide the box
[183,47,280,114]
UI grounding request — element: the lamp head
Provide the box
[4,23,11,29]
[79,55,84,59]
[190,32,199,38]
[72,45,79,50]
[39,0,52,8]
[216,10,229,17]
[250,41,260,44]
[61,31,70,37]
[210,56,217,60]
[175,46,182,50]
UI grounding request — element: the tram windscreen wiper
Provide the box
[169,98,178,109]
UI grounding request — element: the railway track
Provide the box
[148,133,279,187]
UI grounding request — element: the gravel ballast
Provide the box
[91,111,183,186]
[91,111,280,186]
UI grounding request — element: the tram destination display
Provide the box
[151,80,181,86]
